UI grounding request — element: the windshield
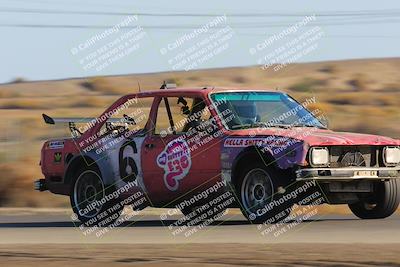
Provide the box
[210,91,325,130]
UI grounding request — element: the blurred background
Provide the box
[0,0,399,207]
[0,59,399,207]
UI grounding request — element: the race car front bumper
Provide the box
[296,166,400,181]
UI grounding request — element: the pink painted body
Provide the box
[38,88,400,207]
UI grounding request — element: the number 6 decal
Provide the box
[119,141,138,183]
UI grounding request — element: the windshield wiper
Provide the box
[292,123,327,129]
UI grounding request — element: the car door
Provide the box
[93,95,154,196]
[142,95,222,205]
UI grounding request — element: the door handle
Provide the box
[145,143,155,149]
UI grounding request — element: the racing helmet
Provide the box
[231,101,258,124]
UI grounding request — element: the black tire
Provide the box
[237,162,293,224]
[70,166,123,227]
[349,179,400,219]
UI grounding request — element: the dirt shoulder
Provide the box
[0,243,399,266]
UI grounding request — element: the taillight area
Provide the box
[40,143,46,171]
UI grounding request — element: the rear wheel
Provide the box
[70,167,123,227]
[349,179,400,219]
[237,162,293,224]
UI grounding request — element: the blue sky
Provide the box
[0,0,399,83]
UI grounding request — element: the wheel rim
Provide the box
[73,170,105,218]
[241,168,274,214]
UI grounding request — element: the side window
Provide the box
[98,97,153,137]
[155,97,210,135]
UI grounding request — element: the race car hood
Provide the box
[231,128,400,147]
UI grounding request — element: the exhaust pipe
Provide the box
[34,179,47,191]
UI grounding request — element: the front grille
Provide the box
[340,151,366,167]
[329,146,381,168]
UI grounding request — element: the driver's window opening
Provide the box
[155,96,211,135]
[98,97,154,138]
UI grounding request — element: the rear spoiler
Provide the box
[42,113,96,137]
[43,113,95,125]
[42,114,132,125]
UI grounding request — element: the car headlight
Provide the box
[384,146,400,166]
[310,147,329,166]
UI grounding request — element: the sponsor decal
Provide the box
[49,140,64,149]
[157,139,192,191]
[54,152,62,163]
[223,138,288,148]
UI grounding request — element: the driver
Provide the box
[182,98,208,132]
[227,101,258,126]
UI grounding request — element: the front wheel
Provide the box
[349,179,400,219]
[70,167,123,227]
[237,162,293,224]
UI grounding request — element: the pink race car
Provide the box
[35,83,400,226]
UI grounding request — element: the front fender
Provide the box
[222,136,307,171]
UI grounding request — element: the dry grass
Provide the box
[1,99,45,109]
[0,58,398,207]
[0,90,20,98]
[305,102,333,114]
[288,78,327,92]
[0,159,67,207]
[325,92,400,107]
[231,75,249,84]
[318,64,339,74]
[381,83,400,92]
[348,74,370,91]
[68,96,111,108]
[80,77,125,95]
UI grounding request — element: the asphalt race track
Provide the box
[1,209,400,266]
[0,209,399,244]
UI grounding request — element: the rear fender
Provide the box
[64,152,114,186]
